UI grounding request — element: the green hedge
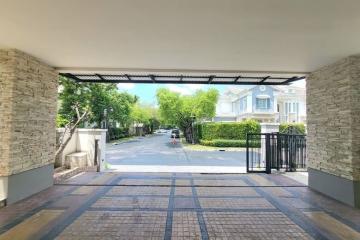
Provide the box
[200,139,260,148]
[197,120,260,141]
[109,127,129,140]
[279,123,306,134]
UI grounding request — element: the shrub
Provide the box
[196,120,261,141]
[109,127,129,140]
[279,123,306,134]
[200,139,260,148]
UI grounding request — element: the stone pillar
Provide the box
[0,49,58,204]
[307,55,360,208]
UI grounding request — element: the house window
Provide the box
[256,98,270,109]
[286,102,299,114]
[239,96,247,112]
[284,102,300,122]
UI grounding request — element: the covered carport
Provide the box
[1,0,359,208]
[0,1,360,237]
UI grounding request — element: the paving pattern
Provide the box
[0,172,360,239]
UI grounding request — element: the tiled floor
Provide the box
[0,172,360,239]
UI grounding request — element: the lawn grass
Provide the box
[181,139,246,152]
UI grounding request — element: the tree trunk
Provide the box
[184,126,193,143]
[55,127,76,159]
[55,108,88,160]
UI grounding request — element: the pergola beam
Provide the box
[208,75,215,84]
[59,73,305,85]
[149,75,156,83]
[282,76,302,84]
[260,76,271,83]
[64,73,81,81]
[124,74,132,81]
[95,74,105,81]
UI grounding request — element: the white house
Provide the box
[214,85,306,123]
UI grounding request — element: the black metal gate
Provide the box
[246,133,306,174]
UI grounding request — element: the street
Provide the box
[105,133,247,173]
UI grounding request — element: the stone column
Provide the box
[307,55,360,208]
[0,49,58,204]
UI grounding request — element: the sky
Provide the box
[117,79,306,105]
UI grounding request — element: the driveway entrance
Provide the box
[106,133,246,173]
[1,172,359,239]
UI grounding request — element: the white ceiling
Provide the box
[0,0,360,74]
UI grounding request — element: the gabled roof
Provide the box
[223,84,305,100]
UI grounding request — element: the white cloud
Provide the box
[184,84,204,91]
[165,84,192,95]
[165,84,205,95]
[117,83,135,90]
[290,79,306,88]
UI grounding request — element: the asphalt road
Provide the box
[105,133,246,172]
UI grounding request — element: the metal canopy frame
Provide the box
[60,73,305,85]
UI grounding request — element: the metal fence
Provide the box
[246,133,307,174]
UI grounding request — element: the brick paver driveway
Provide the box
[0,172,360,239]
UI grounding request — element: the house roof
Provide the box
[223,84,305,99]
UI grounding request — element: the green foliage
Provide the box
[58,76,137,128]
[197,120,261,141]
[199,139,260,148]
[156,88,219,140]
[279,123,306,134]
[131,104,152,125]
[156,88,183,126]
[130,104,160,133]
[58,76,90,122]
[109,127,129,140]
[56,114,69,128]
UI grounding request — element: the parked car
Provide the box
[170,129,180,138]
[155,129,167,134]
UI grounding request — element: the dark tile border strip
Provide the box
[241,176,327,240]
[261,174,360,231]
[105,194,170,198]
[190,179,209,240]
[88,207,279,213]
[104,194,263,199]
[55,183,307,187]
[0,185,78,234]
[164,179,175,240]
[63,173,308,183]
[39,175,122,240]
[285,187,360,232]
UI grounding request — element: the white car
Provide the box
[155,129,167,134]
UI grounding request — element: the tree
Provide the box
[58,76,137,128]
[58,76,90,127]
[156,88,218,142]
[55,104,89,159]
[130,104,160,134]
[131,104,151,125]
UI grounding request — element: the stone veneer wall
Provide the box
[0,49,58,177]
[307,55,360,181]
